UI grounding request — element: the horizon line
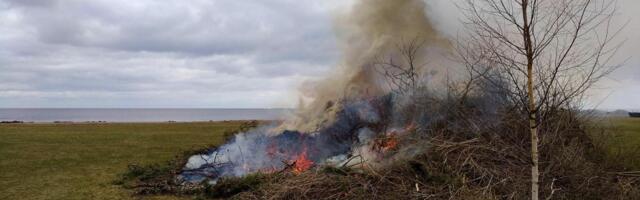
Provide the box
[0,107,295,110]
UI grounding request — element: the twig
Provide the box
[341,155,364,168]
[610,171,640,177]
[545,178,559,200]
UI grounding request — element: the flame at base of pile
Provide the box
[178,95,419,184]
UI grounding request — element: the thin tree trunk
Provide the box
[528,65,539,200]
[460,0,618,198]
[520,0,540,199]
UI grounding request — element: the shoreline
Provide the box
[0,108,290,125]
[0,120,267,125]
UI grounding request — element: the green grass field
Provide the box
[599,117,640,169]
[0,122,244,200]
[0,119,638,200]
[606,117,640,147]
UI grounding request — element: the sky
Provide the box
[0,0,638,109]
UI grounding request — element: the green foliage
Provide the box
[115,162,179,190]
[124,164,174,182]
[222,120,260,140]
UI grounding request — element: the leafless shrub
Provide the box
[456,0,625,198]
[372,37,427,95]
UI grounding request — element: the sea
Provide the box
[0,108,290,123]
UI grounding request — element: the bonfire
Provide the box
[177,0,448,186]
[119,0,639,199]
[179,96,420,184]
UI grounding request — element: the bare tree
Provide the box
[372,38,426,94]
[457,0,623,199]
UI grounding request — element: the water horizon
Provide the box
[0,108,291,123]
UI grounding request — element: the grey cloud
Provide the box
[0,43,316,107]
[0,0,342,108]
[4,0,57,7]
[7,0,337,63]
[0,0,637,109]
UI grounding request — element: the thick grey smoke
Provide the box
[181,0,450,184]
[283,0,449,132]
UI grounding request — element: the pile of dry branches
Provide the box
[228,109,639,200]
[116,105,638,200]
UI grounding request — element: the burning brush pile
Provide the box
[178,0,448,188]
[176,0,449,186]
[117,0,639,199]
[180,95,417,184]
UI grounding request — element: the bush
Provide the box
[114,148,205,195]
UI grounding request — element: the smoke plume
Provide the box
[283,0,449,132]
[180,0,450,184]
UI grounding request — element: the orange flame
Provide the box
[378,123,414,152]
[292,150,313,174]
[382,135,399,151]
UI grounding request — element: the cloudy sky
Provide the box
[0,0,638,109]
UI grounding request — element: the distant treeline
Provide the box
[0,120,24,124]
